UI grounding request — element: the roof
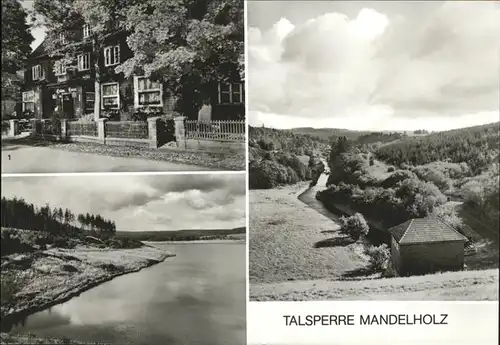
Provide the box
[389,217,467,245]
[31,38,48,58]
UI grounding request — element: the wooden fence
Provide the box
[185,120,245,142]
[105,121,149,139]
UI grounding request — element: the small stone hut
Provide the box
[388,217,467,276]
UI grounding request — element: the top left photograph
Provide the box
[2,0,245,173]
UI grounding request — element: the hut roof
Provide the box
[389,217,467,245]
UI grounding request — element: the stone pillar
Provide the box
[60,119,68,141]
[174,116,186,149]
[8,120,18,137]
[147,116,160,149]
[97,118,107,144]
[31,119,39,136]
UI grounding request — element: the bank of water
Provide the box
[298,174,390,246]
[7,242,246,345]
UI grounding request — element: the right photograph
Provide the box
[247,1,499,301]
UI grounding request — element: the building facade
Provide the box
[22,25,244,122]
[388,217,467,276]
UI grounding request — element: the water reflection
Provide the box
[7,243,246,345]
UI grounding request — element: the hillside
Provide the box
[115,227,246,242]
[375,122,500,174]
[251,268,498,301]
[289,127,369,142]
[249,126,329,155]
[248,126,327,189]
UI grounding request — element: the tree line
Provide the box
[0,197,116,238]
[375,122,499,174]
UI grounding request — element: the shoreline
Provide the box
[1,245,174,330]
[145,239,246,245]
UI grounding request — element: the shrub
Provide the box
[1,272,22,305]
[365,244,390,271]
[339,213,369,241]
[249,160,290,189]
[387,166,395,172]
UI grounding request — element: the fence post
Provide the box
[8,119,18,137]
[97,118,107,144]
[174,116,186,149]
[147,116,160,149]
[60,119,67,141]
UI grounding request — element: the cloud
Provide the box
[1,174,246,231]
[248,2,500,130]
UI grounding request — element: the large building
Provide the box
[21,25,244,122]
[388,217,468,276]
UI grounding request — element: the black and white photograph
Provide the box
[2,0,245,173]
[248,1,499,301]
[0,173,246,345]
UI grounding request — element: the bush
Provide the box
[249,160,290,189]
[1,273,22,305]
[365,244,390,271]
[387,166,395,172]
[339,213,369,241]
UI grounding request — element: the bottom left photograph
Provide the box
[0,173,246,345]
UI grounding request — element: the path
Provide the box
[2,144,213,173]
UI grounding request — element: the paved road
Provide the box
[2,144,213,174]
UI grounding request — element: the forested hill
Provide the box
[249,126,329,155]
[116,227,246,242]
[289,127,369,142]
[375,122,500,174]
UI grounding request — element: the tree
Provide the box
[33,0,126,120]
[339,213,369,241]
[114,0,244,118]
[2,0,34,113]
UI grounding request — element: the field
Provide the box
[249,183,370,284]
[251,268,499,301]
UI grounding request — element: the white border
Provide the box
[244,0,250,343]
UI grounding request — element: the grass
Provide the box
[249,183,370,284]
[1,137,245,171]
[251,268,499,301]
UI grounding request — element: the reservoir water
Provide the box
[9,242,246,345]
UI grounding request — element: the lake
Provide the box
[9,242,246,345]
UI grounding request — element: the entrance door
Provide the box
[61,93,75,118]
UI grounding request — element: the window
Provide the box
[218,82,243,104]
[85,92,95,112]
[101,82,119,109]
[78,53,91,71]
[22,91,35,112]
[31,65,44,80]
[104,45,120,66]
[54,60,66,76]
[83,24,91,38]
[59,32,66,44]
[134,76,163,107]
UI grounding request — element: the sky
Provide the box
[247,1,500,131]
[1,174,246,231]
[20,0,45,51]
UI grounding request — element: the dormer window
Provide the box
[32,65,44,80]
[104,45,120,66]
[54,60,66,76]
[59,32,67,44]
[83,24,91,38]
